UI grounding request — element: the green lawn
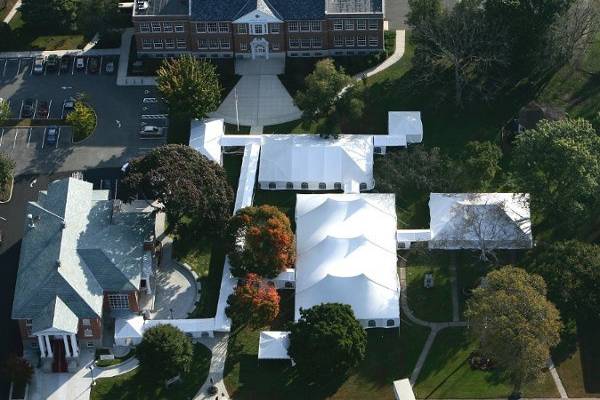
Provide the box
[7,12,86,51]
[414,328,559,398]
[0,0,18,21]
[224,320,430,400]
[405,252,453,322]
[90,344,211,400]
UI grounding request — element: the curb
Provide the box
[70,102,98,145]
[0,175,15,204]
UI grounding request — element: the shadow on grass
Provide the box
[578,320,600,393]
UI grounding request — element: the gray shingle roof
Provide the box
[192,0,327,21]
[31,297,79,334]
[325,0,383,14]
[234,0,283,20]
[12,178,155,321]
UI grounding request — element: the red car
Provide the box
[36,100,49,119]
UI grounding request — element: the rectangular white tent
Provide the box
[114,316,145,347]
[374,112,423,149]
[258,134,374,192]
[258,331,291,360]
[295,194,400,329]
[189,118,225,165]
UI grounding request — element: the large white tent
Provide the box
[258,331,291,360]
[258,134,374,192]
[428,193,532,250]
[295,194,400,328]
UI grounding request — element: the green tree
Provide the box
[465,266,562,395]
[294,58,354,119]
[157,55,221,120]
[3,355,33,387]
[0,23,14,52]
[332,82,366,130]
[526,241,600,323]
[225,273,280,328]
[511,118,600,235]
[456,141,503,191]
[0,153,15,197]
[66,101,96,141]
[225,205,296,278]
[288,303,367,381]
[77,0,121,37]
[407,0,442,28]
[20,0,78,33]
[121,144,233,236]
[136,325,193,380]
[0,97,11,125]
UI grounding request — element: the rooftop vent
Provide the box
[27,214,40,229]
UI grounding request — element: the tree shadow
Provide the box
[578,320,600,393]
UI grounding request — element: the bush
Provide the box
[136,325,193,381]
[66,101,96,142]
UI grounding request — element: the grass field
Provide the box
[7,12,86,51]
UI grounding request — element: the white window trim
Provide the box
[237,24,248,34]
[142,39,152,49]
[312,38,322,48]
[301,38,311,48]
[221,39,230,49]
[270,24,280,34]
[84,329,93,337]
[165,39,175,49]
[198,39,208,49]
[240,42,248,51]
[289,38,300,49]
[151,22,161,33]
[300,21,310,32]
[139,23,150,33]
[174,23,184,33]
[333,36,343,47]
[219,22,229,33]
[344,19,354,31]
[369,19,378,30]
[333,19,343,31]
[153,40,163,49]
[345,37,355,47]
[82,318,91,326]
[357,19,366,30]
[209,39,219,49]
[163,22,173,32]
[196,23,206,33]
[207,22,218,33]
[288,21,299,32]
[310,21,321,32]
[369,36,378,46]
[177,39,186,49]
[108,294,130,310]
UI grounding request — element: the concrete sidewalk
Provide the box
[2,0,21,23]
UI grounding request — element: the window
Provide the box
[25,319,32,336]
[174,23,184,32]
[240,42,248,51]
[219,22,229,32]
[165,38,175,49]
[357,35,366,47]
[334,182,342,190]
[177,39,186,49]
[284,281,294,289]
[289,38,300,48]
[333,36,343,47]
[163,22,173,32]
[357,19,366,30]
[333,19,343,30]
[207,22,218,33]
[369,36,378,47]
[369,19,378,30]
[86,341,95,348]
[108,294,129,310]
[84,329,93,337]
[142,39,152,49]
[268,182,276,189]
[344,19,354,30]
[153,39,163,49]
[251,24,264,34]
[139,23,150,33]
[270,24,280,34]
[312,37,322,48]
[82,319,91,326]
[220,39,230,49]
[272,41,280,50]
[286,182,293,189]
[386,319,396,327]
[209,39,219,49]
[151,22,161,32]
[318,182,326,189]
[301,182,308,189]
[300,21,310,31]
[198,39,208,49]
[360,182,368,190]
[311,21,321,31]
[288,21,299,32]
[196,23,206,33]
[31,341,38,349]
[237,24,247,34]
[368,320,377,327]
[301,38,311,48]
[345,36,355,47]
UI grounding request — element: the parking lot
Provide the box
[0,55,166,175]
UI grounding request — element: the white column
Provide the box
[37,335,46,358]
[70,334,79,357]
[44,335,53,358]
[62,335,71,358]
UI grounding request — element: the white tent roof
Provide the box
[393,379,416,400]
[258,331,290,359]
[295,194,400,321]
[189,118,224,164]
[429,193,532,249]
[258,134,374,188]
[374,112,423,147]
[143,318,216,333]
[115,316,145,341]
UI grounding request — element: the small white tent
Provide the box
[258,331,291,360]
[189,118,224,165]
[393,379,416,400]
[114,316,144,346]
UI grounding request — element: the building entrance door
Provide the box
[251,38,269,60]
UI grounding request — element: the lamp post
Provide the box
[88,365,96,386]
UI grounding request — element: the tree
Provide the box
[511,118,600,235]
[225,205,295,278]
[465,266,562,395]
[225,273,280,328]
[3,355,33,387]
[288,303,367,381]
[456,141,503,191]
[294,59,354,119]
[77,0,122,37]
[545,0,600,68]
[156,55,221,120]
[407,0,442,28]
[136,324,193,380]
[409,0,510,106]
[0,23,14,52]
[0,153,15,196]
[121,144,233,235]
[332,81,366,131]
[20,0,78,33]
[526,241,600,323]
[0,97,11,125]
[66,101,96,141]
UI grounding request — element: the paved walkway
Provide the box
[116,28,157,86]
[2,0,21,23]
[449,254,460,322]
[194,333,231,399]
[352,30,406,81]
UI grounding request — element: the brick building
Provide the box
[132,0,385,58]
[11,177,160,372]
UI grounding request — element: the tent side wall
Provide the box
[258,179,375,191]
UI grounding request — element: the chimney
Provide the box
[27,214,40,229]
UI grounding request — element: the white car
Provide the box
[76,57,85,70]
[33,56,45,74]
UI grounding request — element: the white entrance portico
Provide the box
[251,38,270,60]
[35,330,79,359]
[233,0,281,60]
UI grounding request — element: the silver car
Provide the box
[33,56,45,74]
[139,125,165,138]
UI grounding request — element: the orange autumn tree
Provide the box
[225,273,280,328]
[225,205,296,278]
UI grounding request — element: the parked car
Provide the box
[62,97,76,118]
[139,125,165,138]
[45,126,59,146]
[76,57,85,70]
[33,57,45,74]
[88,57,99,74]
[36,100,49,119]
[22,99,35,118]
[45,55,59,72]
[60,55,71,72]
[131,60,144,74]
[105,61,115,74]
